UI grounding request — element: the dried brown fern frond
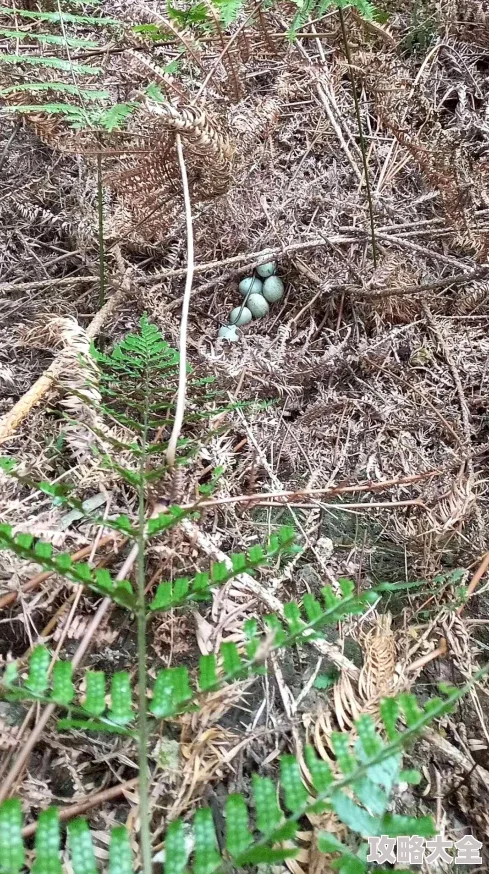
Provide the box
[230,96,281,145]
[107,97,234,239]
[361,257,422,326]
[449,0,489,44]
[126,49,187,101]
[359,51,487,254]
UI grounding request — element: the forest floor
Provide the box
[1,0,489,869]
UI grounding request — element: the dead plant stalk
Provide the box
[166,134,194,468]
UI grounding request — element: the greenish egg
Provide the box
[238,276,263,298]
[230,306,252,326]
[256,260,276,279]
[247,293,269,318]
[262,276,284,303]
[218,324,239,341]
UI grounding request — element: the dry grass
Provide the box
[1,0,489,864]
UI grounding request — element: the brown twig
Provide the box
[0,283,128,444]
[0,535,123,610]
[457,551,489,616]
[407,638,448,674]
[182,469,439,510]
[22,777,139,837]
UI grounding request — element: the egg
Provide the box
[238,276,263,298]
[218,325,239,341]
[256,260,276,279]
[230,306,252,326]
[247,293,269,318]
[262,276,284,303]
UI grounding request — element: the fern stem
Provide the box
[166,134,194,468]
[136,391,152,874]
[338,6,378,268]
[97,152,105,308]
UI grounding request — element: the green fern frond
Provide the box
[3,104,92,123]
[0,55,101,74]
[149,525,298,610]
[0,83,109,100]
[0,524,135,608]
[210,0,244,26]
[288,0,375,37]
[0,571,369,727]
[0,6,119,26]
[0,28,98,48]
[1,682,469,873]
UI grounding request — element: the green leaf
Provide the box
[0,458,16,473]
[26,645,50,695]
[83,672,106,716]
[0,29,98,47]
[355,714,383,758]
[338,577,355,597]
[280,756,308,812]
[317,831,367,873]
[108,672,133,724]
[0,6,119,25]
[225,794,252,859]
[98,103,137,132]
[2,661,18,687]
[238,846,299,864]
[252,775,283,835]
[305,746,334,794]
[379,697,399,741]
[283,601,304,635]
[193,809,220,874]
[302,594,323,623]
[331,732,355,775]
[380,813,435,838]
[108,826,133,874]
[52,660,74,705]
[151,667,192,718]
[398,693,423,727]
[198,655,218,691]
[33,807,61,874]
[399,769,421,784]
[313,669,339,690]
[67,819,97,874]
[0,799,24,874]
[212,0,244,26]
[220,642,242,677]
[331,791,381,838]
[352,777,387,817]
[164,820,189,874]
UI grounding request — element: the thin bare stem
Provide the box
[166,134,194,468]
[338,6,378,267]
[136,395,152,874]
[97,152,106,309]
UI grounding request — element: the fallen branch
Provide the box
[0,283,127,444]
[182,469,439,510]
[22,777,139,837]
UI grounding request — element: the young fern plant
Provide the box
[0,680,477,874]
[0,322,486,872]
